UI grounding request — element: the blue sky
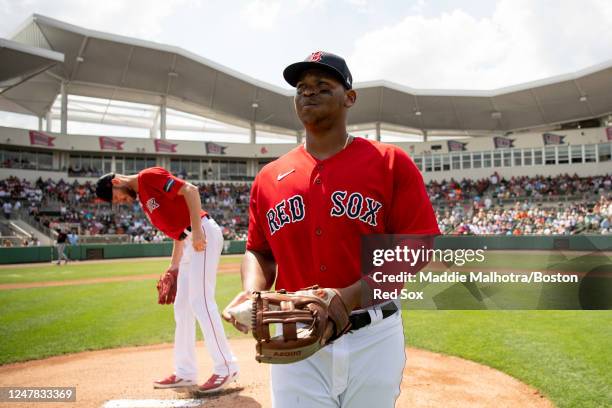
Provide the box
[1,0,611,90]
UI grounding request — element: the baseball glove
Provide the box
[157,267,178,305]
[227,286,351,364]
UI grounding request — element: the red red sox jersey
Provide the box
[137,167,207,240]
[247,137,440,292]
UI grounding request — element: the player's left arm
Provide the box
[178,183,205,251]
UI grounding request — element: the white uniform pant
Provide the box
[271,311,405,408]
[173,216,239,381]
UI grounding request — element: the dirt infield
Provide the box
[0,339,553,408]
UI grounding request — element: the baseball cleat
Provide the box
[153,374,196,389]
[196,372,239,394]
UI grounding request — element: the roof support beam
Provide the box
[45,110,52,132]
[165,54,177,95]
[375,122,381,141]
[160,96,167,140]
[70,36,89,81]
[150,106,160,139]
[60,81,67,134]
[377,87,384,123]
[250,122,256,144]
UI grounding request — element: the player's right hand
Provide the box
[191,228,207,252]
[222,291,252,334]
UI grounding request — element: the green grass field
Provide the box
[0,258,610,407]
[0,256,242,284]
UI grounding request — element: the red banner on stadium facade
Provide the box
[542,132,565,145]
[606,127,612,141]
[493,136,514,149]
[447,140,467,152]
[99,136,124,151]
[154,139,177,153]
[29,130,55,147]
[205,142,227,155]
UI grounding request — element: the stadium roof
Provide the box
[0,37,63,107]
[1,14,612,136]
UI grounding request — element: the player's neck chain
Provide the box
[304,133,353,154]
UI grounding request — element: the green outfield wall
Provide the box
[0,236,608,264]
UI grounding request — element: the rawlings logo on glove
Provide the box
[157,266,178,304]
[224,286,351,364]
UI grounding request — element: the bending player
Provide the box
[95,167,238,394]
[223,51,439,407]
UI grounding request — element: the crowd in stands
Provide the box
[2,157,37,170]
[0,176,249,245]
[437,196,611,235]
[429,173,611,203]
[0,173,610,247]
[67,166,104,178]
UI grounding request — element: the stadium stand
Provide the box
[0,176,249,245]
[1,173,609,246]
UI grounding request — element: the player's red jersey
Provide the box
[137,167,207,240]
[247,137,440,291]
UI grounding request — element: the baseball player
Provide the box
[223,51,439,407]
[55,229,69,265]
[95,167,239,394]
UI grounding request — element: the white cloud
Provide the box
[293,0,328,13]
[0,0,195,40]
[343,0,369,11]
[350,0,612,89]
[240,0,282,31]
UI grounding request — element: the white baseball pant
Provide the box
[173,216,239,380]
[270,310,405,408]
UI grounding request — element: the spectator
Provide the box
[3,201,12,219]
[68,229,79,246]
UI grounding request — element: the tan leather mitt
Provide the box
[251,286,351,364]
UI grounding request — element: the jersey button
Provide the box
[320,264,327,272]
[316,164,323,170]
[314,178,322,184]
[315,228,322,236]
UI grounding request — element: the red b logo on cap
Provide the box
[309,51,322,62]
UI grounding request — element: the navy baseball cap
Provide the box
[283,51,353,90]
[95,173,115,202]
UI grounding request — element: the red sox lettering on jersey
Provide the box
[266,192,382,235]
[266,195,305,235]
[330,191,382,226]
[247,137,439,292]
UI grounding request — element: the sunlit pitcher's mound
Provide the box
[0,339,553,408]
